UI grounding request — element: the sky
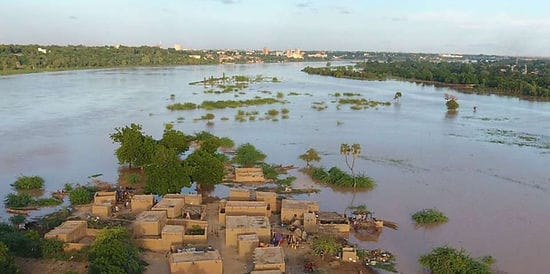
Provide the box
[1,0,550,56]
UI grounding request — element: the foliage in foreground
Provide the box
[311,235,342,258]
[4,193,62,208]
[310,167,375,189]
[232,143,267,167]
[0,242,19,274]
[412,208,449,225]
[11,175,44,190]
[68,185,95,205]
[88,227,145,274]
[419,246,493,274]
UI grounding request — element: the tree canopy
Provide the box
[0,242,19,274]
[110,124,156,168]
[159,126,190,155]
[299,148,321,167]
[88,227,145,274]
[232,143,267,167]
[185,150,225,185]
[145,145,190,195]
[419,246,493,274]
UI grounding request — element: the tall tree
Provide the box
[299,148,321,167]
[185,150,225,186]
[110,123,156,168]
[159,125,190,155]
[145,145,190,195]
[232,143,267,167]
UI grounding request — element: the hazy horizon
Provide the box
[1,0,549,57]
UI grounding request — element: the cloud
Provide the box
[216,0,239,4]
[335,7,351,15]
[69,15,78,20]
[296,1,312,8]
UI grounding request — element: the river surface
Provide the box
[1,63,549,273]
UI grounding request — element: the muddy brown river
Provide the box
[1,63,549,273]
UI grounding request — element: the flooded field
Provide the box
[1,62,549,273]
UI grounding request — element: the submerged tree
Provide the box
[185,150,225,186]
[419,246,493,274]
[445,93,459,110]
[145,145,190,195]
[394,91,402,101]
[299,148,321,167]
[159,125,190,155]
[110,124,156,168]
[232,143,267,167]
[340,143,362,188]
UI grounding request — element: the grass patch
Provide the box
[166,102,197,111]
[412,208,448,225]
[11,175,44,190]
[308,167,375,189]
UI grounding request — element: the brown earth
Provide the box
[15,257,89,274]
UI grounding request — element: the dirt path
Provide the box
[15,257,88,274]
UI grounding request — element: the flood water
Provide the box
[1,62,549,273]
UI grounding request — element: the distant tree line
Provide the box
[0,44,216,74]
[303,60,550,99]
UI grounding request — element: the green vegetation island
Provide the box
[303,60,550,99]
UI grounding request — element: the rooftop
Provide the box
[132,194,154,201]
[238,233,259,241]
[318,211,348,223]
[170,250,221,263]
[153,198,185,209]
[136,210,167,222]
[226,216,270,229]
[281,199,318,209]
[163,194,185,200]
[226,201,267,208]
[45,220,87,236]
[162,225,184,234]
[253,247,285,265]
[95,191,116,197]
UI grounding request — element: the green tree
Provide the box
[88,227,145,274]
[419,246,492,274]
[185,150,225,185]
[145,145,190,195]
[0,242,19,274]
[299,148,321,167]
[68,186,94,205]
[219,137,235,149]
[159,126,190,155]
[110,124,157,168]
[232,143,267,167]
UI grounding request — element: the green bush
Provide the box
[446,99,459,110]
[267,109,279,116]
[185,225,205,235]
[11,176,44,190]
[125,173,141,184]
[0,228,41,258]
[412,208,448,225]
[419,246,492,274]
[69,186,94,205]
[310,167,375,189]
[166,102,197,111]
[40,238,65,258]
[311,235,341,258]
[4,193,34,208]
[0,242,19,274]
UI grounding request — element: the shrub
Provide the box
[69,186,94,205]
[276,92,284,98]
[412,208,448,225]
[267,109,279,116]
[5,193,34,208]
[125,173,141,184]
[419,246,492,274]
[281,108,289,114]
[446,99,459,110]
[11,176,44,190]
[166,102,197,111]
[185,225,205,235]
[0,242,19,274]
[309,167,375,189]
[312,235,341,258]
[40,238,65,258]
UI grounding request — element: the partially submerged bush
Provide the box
[68,186,94,205]
[412,208,448,225]
[419,246,493,274]
[12,175,44,190]
[310,167,375,189]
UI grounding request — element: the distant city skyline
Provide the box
[1,0,550,56]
